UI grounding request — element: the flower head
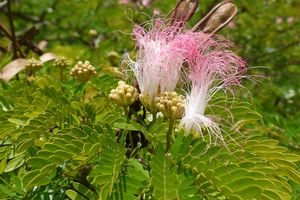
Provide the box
[128,19,199,110]
[180,33,246,145]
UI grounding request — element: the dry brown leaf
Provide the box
[0,58,26,82]
[38,40,48,50]
[40,52,57,63]
[0,52,57,83]
[0,0,7,8]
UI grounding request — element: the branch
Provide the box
[0,20,12,39]
[21,40,44,55]
[6,0,18,58]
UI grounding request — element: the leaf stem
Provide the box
[166,119,174,152]
[129,106,147,127]
[60,68,64,82]
[124,106,134,151]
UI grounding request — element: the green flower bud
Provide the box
[156,91,185,119]
[25,58,43,73]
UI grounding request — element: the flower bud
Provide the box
[156,91,185,119]
[70,60,96,82]
[108,81,138,107]
[25,58,43,73]
[53,56,70,69]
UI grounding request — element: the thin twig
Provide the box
[124,106,135,151]
[166,119,174,152]
[22,40,43,55]
[0,20,12,39]
[6,0,17,58]
[1,11,39,23]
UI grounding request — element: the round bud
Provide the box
[70,60,96,82]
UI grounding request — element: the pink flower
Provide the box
[179,33,246,145]
[128,19,197,99]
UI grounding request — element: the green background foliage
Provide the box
[0,0,300,199]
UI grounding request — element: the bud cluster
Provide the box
[53,56,70,69]
[156,91,185,119]
[25,58,43,73]
[109,81,138,107]
[70,61,96,82]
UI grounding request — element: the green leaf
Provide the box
[91,144,126,198]
[27,157,52,169]
[8,118,27,126]
[150,145,180,200]
[66,189,87,200]
[4,154,25,173]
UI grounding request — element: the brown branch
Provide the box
[0,20,12,39]
[6,0,18,58]
[21,40,43,55]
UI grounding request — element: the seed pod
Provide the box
[192,0,237,34]
[171,0,199,26]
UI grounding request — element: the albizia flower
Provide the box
[128,19,198,102]
[179,32,246,145]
